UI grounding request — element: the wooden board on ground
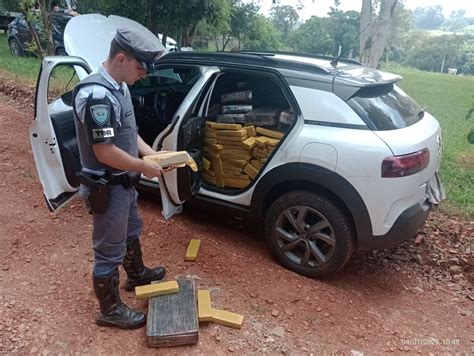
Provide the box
[147,279,198,348]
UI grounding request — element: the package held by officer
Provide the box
[144,151,198,171]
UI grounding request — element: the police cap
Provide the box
[113,28,164,65]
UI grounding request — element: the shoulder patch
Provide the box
[90,104,110,126]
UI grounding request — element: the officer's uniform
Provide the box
[73,28,166,329]
[74,65,143,277]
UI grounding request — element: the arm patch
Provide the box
[83,95,116,146]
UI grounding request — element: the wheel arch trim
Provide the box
[251,162,373,237]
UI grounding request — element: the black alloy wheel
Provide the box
[265,191,355,277]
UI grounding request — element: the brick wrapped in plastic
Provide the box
[221,90,253,104]
[222,105,253,114]
[244,107,282,126]
[216,114,246,124]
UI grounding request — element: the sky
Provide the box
[253,0,474,21]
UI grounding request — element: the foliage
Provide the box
[269,5,298,42]
[412,5,445,30]
[325,7,359,57]
[403,32,470,73]
[77,0,147,25]
[228,0,259,50]
[242,14,284,51]
[0,0,21,11]
[288,16,332,55]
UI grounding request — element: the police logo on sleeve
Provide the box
[90,104,110,126]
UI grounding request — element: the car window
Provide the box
[347,84,423,130]
[133,67,200,88]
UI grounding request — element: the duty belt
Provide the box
[108,172,141,189]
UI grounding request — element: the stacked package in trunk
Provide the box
[202,122,284,189]
[202,88,295,189]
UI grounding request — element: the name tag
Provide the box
[93,128,115,139]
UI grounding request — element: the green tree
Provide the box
[230,0,259,50]
[325,7,359,57]
[0,0,21,11]
[412,5,445,30]
[289,16,332,55]
[404,32,467,72]
[269,4,298,42]
[243,14,284,51]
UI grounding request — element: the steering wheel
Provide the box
[153,90,173,124]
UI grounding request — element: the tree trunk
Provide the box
[147,0,159,35]
[359,0,398,68]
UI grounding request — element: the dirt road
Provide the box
[0,91,472,354]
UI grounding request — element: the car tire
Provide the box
[9,38,23,56]
[55,47,68,56]
[265,190,355,278]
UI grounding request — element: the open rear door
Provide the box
[154,66,220,219]
[30,56,91,211]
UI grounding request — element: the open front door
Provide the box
[154,66,220,219]
[30,56,91,211]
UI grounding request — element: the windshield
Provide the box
[347,84,423,130]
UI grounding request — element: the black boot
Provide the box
[123,238,166,291]
[93,269,146,329]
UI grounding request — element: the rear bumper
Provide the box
[358,201,431,251]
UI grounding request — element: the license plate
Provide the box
[426,172,445,204]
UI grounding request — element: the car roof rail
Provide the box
[160,51,336,75]
[240,50,363,67]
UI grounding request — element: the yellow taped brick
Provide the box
[244,125,256,137]
[198,290,212,322]
[221,154,252,161]
[221,148,251,156]
[135,280,179,300]
[222,166,243,175]
[185,239,201,261]
[203,157,211,171]
[223,177,250,188]
[206,122,242,130]
[203,174,216,185]
[209,143,224,151]
[256,127,284,139]
[242,136,256,150]
[251,159,261,170]
[204,138,218,145]
[212,158,225,187]
[203,151,221,159]
[223,173,249,179]
[226,159,248,168]
[216,129,248,137]
[203,169,215,177]
[204,132,217,139]
[210,308,244,329]
[244,163,259,180]
[217,135,248,143]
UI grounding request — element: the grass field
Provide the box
[1,32,473,218]
[384,63,474,219]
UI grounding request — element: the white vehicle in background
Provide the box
[30,14,445,278]
[158,33,177,52]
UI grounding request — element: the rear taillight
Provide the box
[381,148,430,178]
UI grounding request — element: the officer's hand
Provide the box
[142,160,165,179]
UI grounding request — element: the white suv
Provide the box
[30,14,445,277]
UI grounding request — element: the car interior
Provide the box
[46,64,295,196]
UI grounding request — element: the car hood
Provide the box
[64,14,165,80]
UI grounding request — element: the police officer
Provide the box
[73,28,168,329]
